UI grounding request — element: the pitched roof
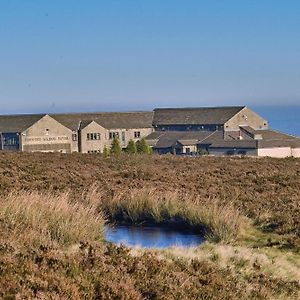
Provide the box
[153,106,245,126]
[146,131,220,148]
[52,112,154,130]
[209,140,257,149]
[0,114,45,133]
[177,139,199,146]
[256,130,300,148]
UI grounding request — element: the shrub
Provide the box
[136,138,151,154]
[126,139,137,154]
[110,138,122,155]
[103,145,110,157]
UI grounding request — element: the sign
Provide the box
[24,136,70,143]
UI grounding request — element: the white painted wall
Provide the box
[258,147,292,158]
[291,148,300,158]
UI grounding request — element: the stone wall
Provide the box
[225,107,268,131]
[21,115,73,153]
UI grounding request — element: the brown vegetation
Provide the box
[0,152,299,244]
[0,152,299,298]
[0,191,105,247]
[97,188,242,243]
[0,191,299,299]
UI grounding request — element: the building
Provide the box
[0,106,299,157]
[0,112,153,153]
[147,106,300,158]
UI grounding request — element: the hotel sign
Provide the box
[24,136,69,143]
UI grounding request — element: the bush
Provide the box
[103,145,110,157]
[136,138,151,154]
[110,138,122,155]
[126,139,137,154]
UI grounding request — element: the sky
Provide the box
[0,0,300,114]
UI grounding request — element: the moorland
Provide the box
[0,152,299,299]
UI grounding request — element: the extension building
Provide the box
[0,106,299,157]
[147,106,300,157]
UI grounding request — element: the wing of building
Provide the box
[147,106,300,158]
[0,112,154,153]
[0,106,299,157]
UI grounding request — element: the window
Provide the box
[88,150,101,154]
[72,133,78,141]
[4,137,17,146]
[87,133,101,140]
[122,131,126,142]
[109,132,119,140]
[134,131,141,138]
[45,129,49,135]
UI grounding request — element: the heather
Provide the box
[0,152,299,299]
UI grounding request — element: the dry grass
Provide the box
[98,188,242,243]
[0,189,298,299]
[0,152,299,246]
[0,190,105,247]
[152,243,300,283]
[0,153,299,298]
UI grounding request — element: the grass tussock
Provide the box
[0,190,105,247]
[152,242,300,283]
[98,189,242,243]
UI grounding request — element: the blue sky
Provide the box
[0,0,300,114]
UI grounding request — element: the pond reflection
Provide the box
[105,225,204,248]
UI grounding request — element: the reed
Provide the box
[98,188,242,243]
[0,190,105,247]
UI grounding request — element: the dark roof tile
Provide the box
[0,114,45,133]
[52,112,154,130]
[153,106,245,126]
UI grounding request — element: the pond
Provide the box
[105,225,205,248]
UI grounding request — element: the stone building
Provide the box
[0,112,153,153]
[148,106,300,157]
[0,106,299,157]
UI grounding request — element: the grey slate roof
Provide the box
[209,140,257,149]
[177,139,199,146]
[153,106,245,126]
[146,128,300,150]
[52,112,154,130]
[256,130,300,148]
[0,114,45,133]
[146,131,221,148]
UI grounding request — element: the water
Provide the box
[105,225,205,248]
[253,106,300,137]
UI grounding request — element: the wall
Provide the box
[291,148,300,158]
[225,107,268,131]
[80,122,108,153]
[181,145,197,154]
[209,148,257,156]
[257,147,292,158]
[107,127,153,149]
[21,115,73,153]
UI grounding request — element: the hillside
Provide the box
[0,152,299,299]
[1,152,299,244]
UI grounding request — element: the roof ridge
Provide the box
[50,111,153,116]
[154,106,245,111]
